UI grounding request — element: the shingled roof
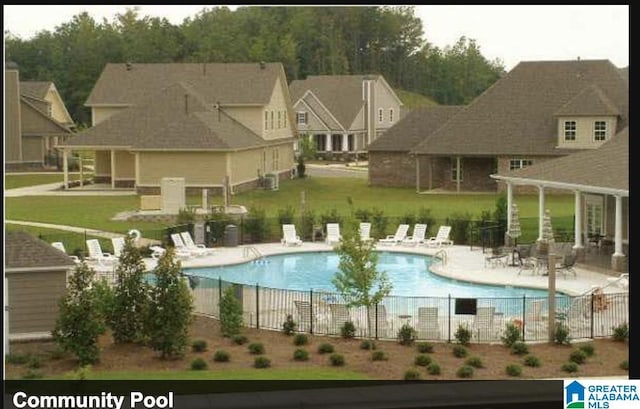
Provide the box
[61,81,280,150]
[20,81,51,100]
[85,62,283,106]
[20,97,73,136]
[367,105,463,152]
[5,231,76,270]
[494,127,628,193]
[412,60,628,156]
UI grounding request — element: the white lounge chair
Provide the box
[180,231,215,256]
[111,237,126,258]
[325,223,342,245]
[425,225,453,247]
[378,224,409,246]
[51,242,81,264]
[86,239,118,265]
[606,273,629,290]
[359,222,374,243]
[329,303,352,335]
[417,307,441,340]
[367,304,393,338]
[402,224,427,246]
[281,224,303,246]
[170,233,205,258]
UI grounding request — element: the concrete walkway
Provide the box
[4,182,136,197]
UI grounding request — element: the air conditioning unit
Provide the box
[264,173,279,191]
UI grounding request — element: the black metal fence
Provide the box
[190,275,629,343]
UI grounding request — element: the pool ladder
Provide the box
[434,249,448,266]
[243,246,264,261]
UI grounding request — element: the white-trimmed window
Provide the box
[450,158,463,182]
[389,108,394,123]
[264,111,269,130]
[594,121,607,141]
[296,111,308,125]
[277,111,282,128]
[564,120,576,141]
[283,111,287,128]
[270,111,274,129]
[509,159,533,170]
[378,108,383,123]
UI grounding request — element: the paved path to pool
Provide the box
[138,242,625,297]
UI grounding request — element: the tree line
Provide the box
[5,6,506,127]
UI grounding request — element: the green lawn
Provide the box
[5,224,115,256]
[4,174,68,190]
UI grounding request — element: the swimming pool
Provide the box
[184,251,553,298]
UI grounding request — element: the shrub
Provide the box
[465,356,483,368]
[176,208,196,224]
[404,368,422,380]
[454,324,472,346]
[397,324,417,346]
[620,360,629,370]
[293,333,309,346]
[579,343,595,357]
[277,205,296,226]
[27,356,42,369]
[399,211,416,227]
[506,364,522,377]
[524,355,542,368]
[329,353,345,366]
[319,208,343,228]
[360,339,376,350]
[452,345,468,358]
[340,321,356,339]
[554,323,571,345]
[282,314,297,335]
[510,341,529,356]
[371,351,388,361]
[370,208,388,239]
[213,350,230,362]
[21,370,44,379]
[318,343,335,354]
[416,207,436,234]
[191,340,208,353]
[569,349,587,365]
[248,343,265,355]
[414,354,433,367]
[612,323,629,342]
[231,335,249,345]
[456,365,474,378]
[416,342,434,353]
[72,365,92,380]
[254,356,271,369]
[562,362,579,373]
[447,212,473,244]
[501,321,522,347]
[427,362,441,375]
[6,353,30,365]
[243,207,269,243]
[293,348,310,361]
[190,358,208,370]
[220,286,243,337]
[299,208,316,241]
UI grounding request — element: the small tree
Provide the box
[52,263,105,366]
[220,286,244,337]
[147,248,194,359]
[110,235,150,344]
[332,230,392,339]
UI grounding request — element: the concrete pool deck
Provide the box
[129,242,627,297]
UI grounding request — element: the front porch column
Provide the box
[538,185,545,241]
[325,134,331,153]
[62,149,69,190]
[456,156,461,193]
[341,133,348,152]
[612,195,626,272]
[573,191,584,254]
[110,149,116,189]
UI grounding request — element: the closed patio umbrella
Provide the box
[508,204,522,245]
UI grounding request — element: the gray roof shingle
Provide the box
[20,81,51,99]
[367,105,463,152]
[412,60,628,156]
[5,231,76,270]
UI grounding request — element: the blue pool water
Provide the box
[184,251,554,298]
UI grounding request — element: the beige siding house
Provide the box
[59,62,296,194]
[492,127,629,272]
[4,62,74,171]
[369,60,627,193]
[5,232,76,340]
[289,75,403,159]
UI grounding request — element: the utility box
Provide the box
[161,177,186,214]
[224,225,239,247]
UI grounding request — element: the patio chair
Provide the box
[555,253,577,278]
[86,239,118,266]
[329,303,352,335]
[51,242,81,264]
[149,245,168,259]
[325,223,342,245]
[425,225,453,247]
[180,231,215,256]
[294,300,314,332]
[401,224,427,246]
[473,306,500,342]
[366,304,393,339]
[516,245,537,276]
[281,224,303,246]
[417,307,441,340]
[359,222,374,243]
[378,224,409,246]
[111,237,126,258]
[606,273,629,290]
[524,299,546,338]
[171,233,206,257]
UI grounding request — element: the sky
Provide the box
[3,4,629,71]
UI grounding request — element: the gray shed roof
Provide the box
[85,62,283,106]
[367,105,463,152]
[412,60,628,156]
[495,127,628,193]
[5,231,76,270]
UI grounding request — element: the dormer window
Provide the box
[389,108,394,123]
[594,121,607,141]
[296,112,308,125]
[564,121,576,141]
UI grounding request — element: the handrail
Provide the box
[434,249,448,266]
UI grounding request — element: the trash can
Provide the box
[224,224,239,247]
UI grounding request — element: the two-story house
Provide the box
[369,60,628,193]
[289,75,403,159]
[58,62,296,194]
[4,61,74,171]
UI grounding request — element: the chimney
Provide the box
[259,61,266,69]
[125,62,132,71]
